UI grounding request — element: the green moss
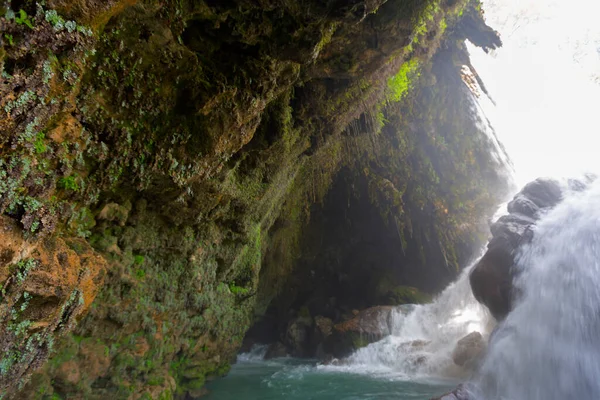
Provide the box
[3,34,13,46]
[228,284,249,296]
[58,176,79,192]
[386,286,432,305]
[351,334,370,350]
[313,22,339,59]
[387,59,421,102]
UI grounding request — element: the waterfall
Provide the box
[321,252,495,380]
[466,180,600,399]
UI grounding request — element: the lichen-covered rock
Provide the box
[0,216,106,396]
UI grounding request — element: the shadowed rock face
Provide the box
[469,178,564,320]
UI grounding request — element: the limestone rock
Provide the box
[314,316,334,339]
[0,216,106,396]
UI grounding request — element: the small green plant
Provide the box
[15,259,38,283]
[58,176,80,191]
[34,132,46,154]
[15,9,34,29]
[4,34,14,46]
[44,9,64,30]
[387,59,421,102]
[228,284,249,296]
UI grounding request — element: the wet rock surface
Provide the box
[431,384,472,400]
[452,332,485,369]
[323,306,395,358]
[434,176,596,400]
[285,314,314,356]
[470,178,565,320]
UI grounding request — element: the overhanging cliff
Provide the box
[0,0,508,398]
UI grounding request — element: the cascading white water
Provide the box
[465,180,600,399]
[321,253,495,380]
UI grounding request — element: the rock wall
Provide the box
[0,0,508,398]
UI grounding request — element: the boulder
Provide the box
[323,306,394,358]
[452,332,485,369]
[284,314,313,356]
[431,385,471,400]
[469,178,564,320]
[314,316,334,339]
[312,315,334,358]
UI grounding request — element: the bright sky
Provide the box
[468,0,600,187]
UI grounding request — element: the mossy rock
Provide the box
[384,286,432,305]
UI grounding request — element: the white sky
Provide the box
[468,0,600,187]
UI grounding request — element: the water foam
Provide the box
[238,344,270,362]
